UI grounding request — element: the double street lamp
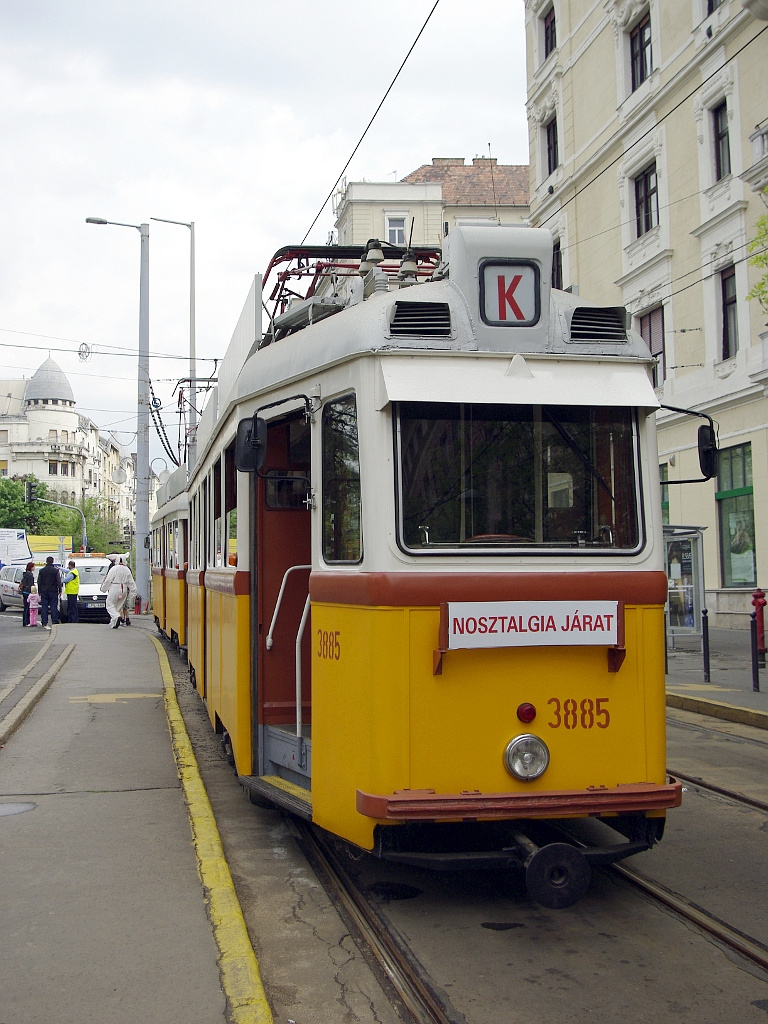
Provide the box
[85,217,150,610]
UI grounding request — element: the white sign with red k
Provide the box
[482,263,537,325]
[445,601,619,649]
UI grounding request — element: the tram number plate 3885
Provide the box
[547,696,610,729]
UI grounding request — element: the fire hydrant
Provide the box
[752,588,766,664]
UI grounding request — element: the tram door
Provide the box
[255,416,312,780]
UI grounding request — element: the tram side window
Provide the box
[397,402,640,552]
[225,442,237,566]
[322,395,362,563]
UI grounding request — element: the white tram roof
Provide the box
[195,225,657,463]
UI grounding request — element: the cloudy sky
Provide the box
[0,0,529,465]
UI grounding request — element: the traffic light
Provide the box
[27,480,38,502]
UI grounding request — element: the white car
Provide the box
[59,557,112,623]
[0,564,27,612]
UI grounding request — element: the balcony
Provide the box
[741,120,768,199]
[742,0,768,19]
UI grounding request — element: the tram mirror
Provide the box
[235,415,268,473]
[697,423,718,480]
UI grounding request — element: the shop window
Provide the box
[717,443,756,588]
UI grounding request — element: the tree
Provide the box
[747,189,768,316]
[0,478,27,529]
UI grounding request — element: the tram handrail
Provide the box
[265,564,311,650]
[295,594,311,738]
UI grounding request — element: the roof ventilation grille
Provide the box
[390,301,451,338]
[569,306,628,343]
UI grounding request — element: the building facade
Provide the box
[525,0,768,626]
[333,156,530,249]
[0,357,140,547]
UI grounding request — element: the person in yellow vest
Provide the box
[61,560,80,623]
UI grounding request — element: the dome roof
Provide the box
[25,357,75,404]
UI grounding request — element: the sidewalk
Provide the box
[0,617,269,1024]
[665,625,768,729]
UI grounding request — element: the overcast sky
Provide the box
[0,0,528,465]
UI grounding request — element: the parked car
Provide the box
[59,557,112,623]
[0,564,26,612]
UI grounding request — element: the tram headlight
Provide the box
[503,734,550,781]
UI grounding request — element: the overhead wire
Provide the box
[301,0,443,244]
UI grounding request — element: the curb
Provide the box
[148,633,274,1024]
[666,692,768,730]
[0,642,75,745]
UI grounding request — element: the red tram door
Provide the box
[254,416,312,779]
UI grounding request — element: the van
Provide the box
[59,557,112,623]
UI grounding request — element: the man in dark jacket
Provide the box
[37,556,61,629]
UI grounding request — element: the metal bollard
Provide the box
[751,612,761,692]
[752,588,766,668]
[702,608,710,683]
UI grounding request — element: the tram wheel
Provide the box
[525,843,591,909]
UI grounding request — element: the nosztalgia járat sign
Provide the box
[445,601,619,649]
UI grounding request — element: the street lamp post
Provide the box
[85,217,150,611]
[151,217,196,468]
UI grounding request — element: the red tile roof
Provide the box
[401,157,529,207]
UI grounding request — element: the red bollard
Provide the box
[752,588,766,665]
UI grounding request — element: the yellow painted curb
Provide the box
[666,692,768,730]
[149,633,273,1024]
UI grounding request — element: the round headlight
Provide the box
[503,734,550,781]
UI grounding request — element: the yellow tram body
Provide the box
[150,225,699,906]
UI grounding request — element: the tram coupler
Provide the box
[509,830,591,910]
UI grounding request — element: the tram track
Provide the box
[293,820,464,1024]
[611,862,768,974]
[668,768,768,814]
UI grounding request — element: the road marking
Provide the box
[69,692,162,703]
[149,633,274,1024]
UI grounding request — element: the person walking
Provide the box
[37,556,61,630]
[27,585,41,627]
[19,561,36,627]
[61,560,80,623]
[101,555,136,629]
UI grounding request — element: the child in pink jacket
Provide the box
[27,585,42,626]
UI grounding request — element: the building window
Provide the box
[639,305,665,387]
[0,429,8,443]
[49,462,58,475]
[713,101,731,181]
[546,118,559,177]
[717,443,755,588]
[630,12,652,92]
[386,215,406,246]
[551,239,563,290]
[721,264,738,360]
[707,0,724,12]
[634,163,658,237]
[61,463,69,476]
[659,464,669,526]
[543,6,557,58]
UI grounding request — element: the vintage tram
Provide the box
[152,224,688,907]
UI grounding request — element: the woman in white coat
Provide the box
[101,556,136,629]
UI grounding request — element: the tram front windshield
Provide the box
[396,402,640,551]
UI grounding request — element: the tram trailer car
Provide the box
[172,225,688,909]
[152,463,189,653]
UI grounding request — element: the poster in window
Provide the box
[728,511,755,585]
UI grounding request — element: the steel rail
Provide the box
[612,864,768,974]
[668,768,768,814]
[294,822,460,1024]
